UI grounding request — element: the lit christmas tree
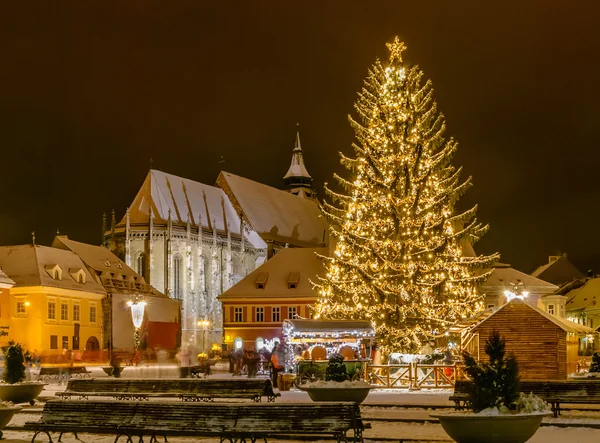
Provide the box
[315,38,499,353]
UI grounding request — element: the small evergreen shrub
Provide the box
[590,352,600,373]
[462,330,520,413]
[3,343,26,384]
[325,353,349,382]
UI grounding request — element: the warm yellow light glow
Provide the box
[314,37,498,354]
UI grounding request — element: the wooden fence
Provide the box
[366,363,468,389]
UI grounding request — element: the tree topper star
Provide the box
[387,37,407,63]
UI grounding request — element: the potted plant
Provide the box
[430,331,551,443]
[298,353,372,404]
[0,343,45,406]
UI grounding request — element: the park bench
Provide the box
[56,377,280,402]
[450,379,600,417]
[36,366,91,382]
[26,399,370,443]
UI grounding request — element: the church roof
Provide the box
[283,130,311,180]
[218,247,327,300]
[0,244,106,294]
[217,171,327,247]
[118,170,266,249]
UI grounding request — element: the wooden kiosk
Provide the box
[460,298,595,379]
[282,319,376,384]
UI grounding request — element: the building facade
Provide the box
[0,245,105,358]
[218,247,327,351]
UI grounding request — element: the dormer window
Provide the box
[69,268,86,284]
[288,272,300,289]
[116,263,123,269]
[45,264,63,280]
[104,260,111,267]
[255,272,269,289]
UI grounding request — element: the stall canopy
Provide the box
[283,319,376,341]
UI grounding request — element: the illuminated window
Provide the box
[90,304,97,323]
[61,303,68,321]
[234,307,243,322]
[173,255,182,300]
[548,304,555,315]
[272,307,280,322]
[288,306,297,319]
[16,300,26,315]
[48,301,56,320]
[62,336,69,350]
[256,307,264,322]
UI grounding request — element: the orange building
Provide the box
[218,247,327,351]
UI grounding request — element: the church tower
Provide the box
[283,125,313,198]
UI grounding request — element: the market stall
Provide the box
[282,319,376,385]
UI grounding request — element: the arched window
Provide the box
[135,252,146,277]
[173,255,182,300]
[234,337,243,350]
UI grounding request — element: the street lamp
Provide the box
[127,297,147,352]
[503,280,529,302]
[198,320,210,353]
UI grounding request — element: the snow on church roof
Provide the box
[217,171,327,247]
[283,130,311,180]
[119,170,266,249]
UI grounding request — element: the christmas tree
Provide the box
[315,38,499,353]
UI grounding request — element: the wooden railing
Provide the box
[366,363,467,389]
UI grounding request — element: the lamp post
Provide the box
[198,320,210,353]
[127,297,147,353]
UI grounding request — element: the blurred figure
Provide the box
[176,347,191,378]
[270,343,285,389]
[301,344,311,360]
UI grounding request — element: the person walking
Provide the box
[270,343,285,389]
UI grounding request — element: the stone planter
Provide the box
[298,385,373,404]
[0,406,22,438]
[430,411,551,443]
[0,382,46,406]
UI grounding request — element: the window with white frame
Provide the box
[15,298,26,316]
[234,307,243,322]
[61,303,68,321]
[272,307,280,322]
[90,304,97,323]
[560,305,565,317]
[288,306,297,319]
[48,300,56,320]
[73,303,80,322]
[548,304,555,315]
[256,307,264,322]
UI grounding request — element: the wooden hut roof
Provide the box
[458,299,595,336]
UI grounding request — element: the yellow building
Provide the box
[0,245,105,358]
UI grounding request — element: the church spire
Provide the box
[283,123,313,198]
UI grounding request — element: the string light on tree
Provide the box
[314,37,499,354]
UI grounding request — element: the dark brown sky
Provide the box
[1,1,599,275]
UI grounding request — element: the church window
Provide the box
[548,304,555,315]
[256,307,264,322]
[173,255,182,300]
[135,253,146,277]
[234,307,243,322]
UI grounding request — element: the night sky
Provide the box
[1,2,599,275]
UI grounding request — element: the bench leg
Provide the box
[31,431,53,443]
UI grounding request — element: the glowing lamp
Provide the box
[127,300,147,329]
